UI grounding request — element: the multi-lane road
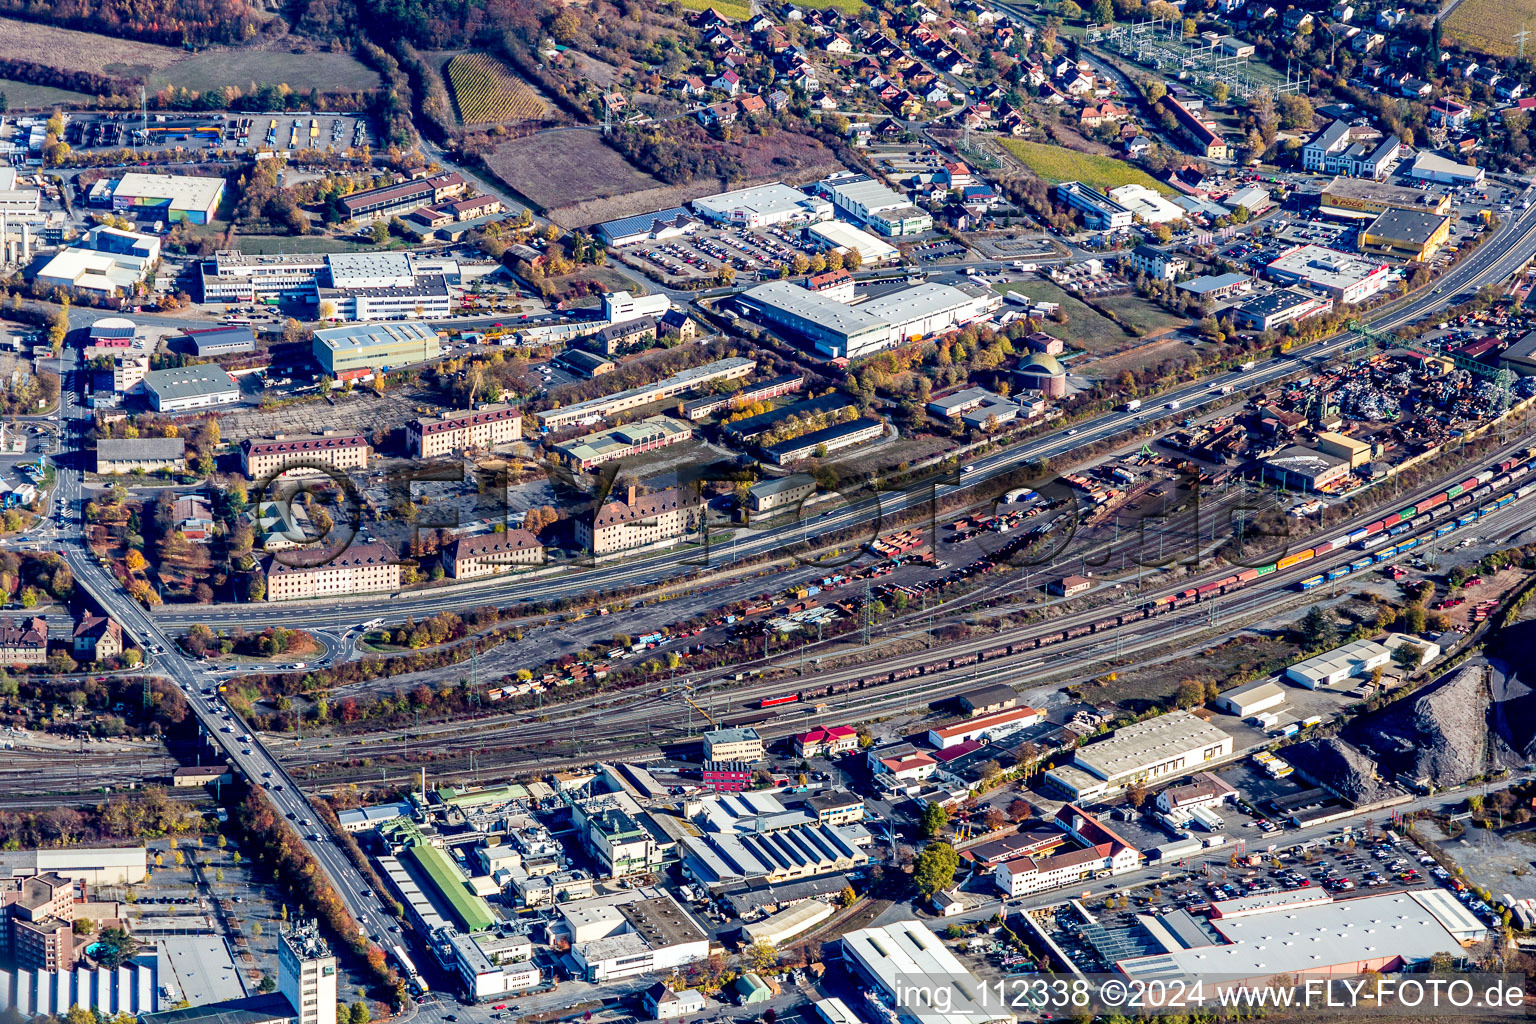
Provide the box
[49,342,399,957]
[140,187,1536,635]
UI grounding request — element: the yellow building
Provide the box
[1357,208,1452,262]
[1321,177,1452,217]
[1313,430,1372,469]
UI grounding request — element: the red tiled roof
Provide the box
[243,433,368,457]
[413,406,519,437]
[590,487,700,529]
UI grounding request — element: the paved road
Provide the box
[140,187,1536,635]
[48,342,402,967]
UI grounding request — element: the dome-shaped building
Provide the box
[1016,351,1067,398]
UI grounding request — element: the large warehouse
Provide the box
[142,365,241,413]
[842,921,1014,1024]
[312,320,442,376]
[1357,208,1452,262]
[691,183,832,227]
[1113,890,1485,987]
[110,172,225,224]
[1044,710,1233,801]
[738,280,991,359]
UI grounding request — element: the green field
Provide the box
[233,235,409,254]
[997,138,1174,195]
[150,49,381,93]
[674,0,752,18]
[0,77,95,109]
[994,279,1127,352]
[1095,294,1189,337]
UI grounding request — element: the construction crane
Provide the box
[682,693,717,727]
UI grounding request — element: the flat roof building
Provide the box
[142,365,241,413]
[1408,151,1485,185]
[805,220,900,264]
[1046,710,1233,800]
[1176,272,1252,303]
[926,705,1041,748]
[1358,207,1453,262]
[312,320,441,376]
[1319,176,1451,218]
[595,207,697,247]
[1285,638,1390,688]
[691,183,832,227]
[181,325,256,357]
[1114,890,1485,986]
[738,280,988,360]
[1265,245,1392,304]
[1230,289,1333,331]
[842,921,1015,1024]
[1056,181,1133,230]
[110,172,224,224]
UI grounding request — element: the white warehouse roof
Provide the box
[842,921,1015,1024]
[806,220,899,263]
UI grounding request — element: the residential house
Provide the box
[73,615,123,661]
[712,70,741,95]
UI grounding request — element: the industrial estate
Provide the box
[10,0,1536,1021]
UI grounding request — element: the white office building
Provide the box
[278,924,336,1024]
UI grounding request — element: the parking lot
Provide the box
[61,112,373,156]
[913,240,970,262]
[625,225,821,283]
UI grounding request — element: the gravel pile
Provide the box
[1358,664,1509,787]
[1284,736,1394,805]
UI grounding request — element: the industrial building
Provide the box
[0,847,146,886]
[1284,638,1391,688]
[763,417,885,464]
[1177,272,1253,303]
[1055,181,1133,230]
[1044,710,1233,801]
[180,325,256,357]
[142,365,241,413]
[95,438,186,474]
[682,372,804,422]
[1357,208,1452,262]
[34,246,152,298]
[595,207,697,247]
[1108,184,1186,224]
[1264,245,1392,304]
[536,357,755,431]
[1408,151,1485,185]
[1500,330,1536,376]
[200,251,459,316]
[690,182,832,227]
[1300,121,1400,180]
[1319,176,1451,218]
[1230,289,1333,331]
[737,280,990,360]
[1261,444,1351,491]
[841,921,1015,1024]
[407,404,521,458]
[311,320,442,376]
[805,220,900,264]
[1213,679,1286,717]
[563,892,710,983]
[680,823,869,886]
[992,804,1141,897]
[1112,890,1485,986]
[108,172,224,224]
[818,173,932,236]
[926,705,1041,748]
[555,415,693,470]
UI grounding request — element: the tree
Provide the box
[1299,605,1337,648]
[920,801,950,839]
[839,885,857,907]
[1392,644,1424,672]
[1092,0,1113,21]
[258,975,277,994]
[351,1003,370,1024]
[1061,0,1082,17]
[913,840,959,897]
[746,940,780,974]
[125,550,147,574]
[1212,81,1231,104]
